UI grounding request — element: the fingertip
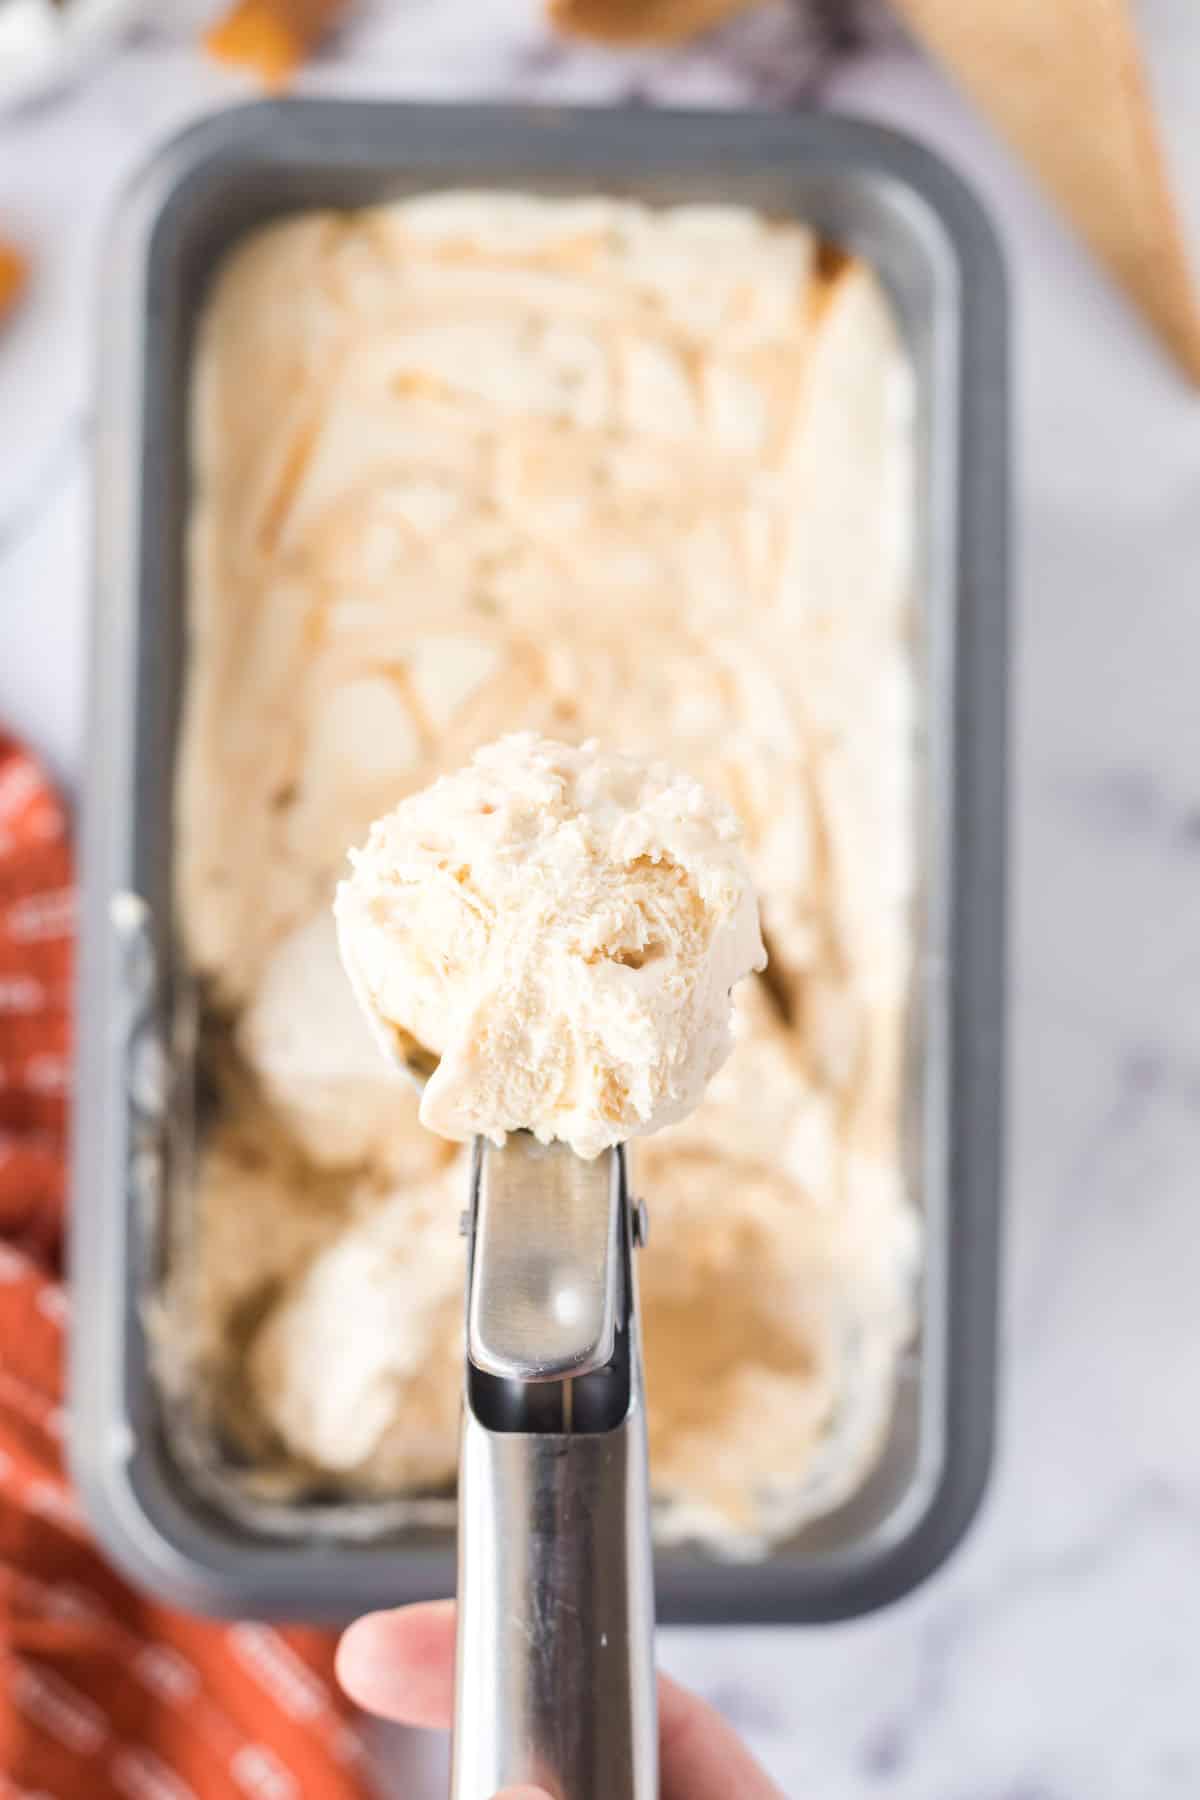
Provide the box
[335,1600,457,1727]
[333,1611,382,1696]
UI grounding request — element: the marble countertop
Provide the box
[4,3,1200,1795]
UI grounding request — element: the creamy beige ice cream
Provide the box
[249,1164,465,1491]
[237,911,409,1170]
[335,732,765,1160]
[169,189,917,1549]
[632,977,918,1539]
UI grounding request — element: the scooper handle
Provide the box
[448,1141,657,1800]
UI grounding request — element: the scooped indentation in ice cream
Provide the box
[249,1163,465,1489]
[237,910,409,1170]
[334,731,766,1160]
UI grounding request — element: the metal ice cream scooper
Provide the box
[396,1047,658,1800]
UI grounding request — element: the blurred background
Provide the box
[1,3,1199,1796]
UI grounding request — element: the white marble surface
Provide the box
[4,2,1200,1795]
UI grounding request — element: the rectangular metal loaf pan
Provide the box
[70,100,1007,1625]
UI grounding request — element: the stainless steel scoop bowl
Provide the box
[390,1038,658,1799]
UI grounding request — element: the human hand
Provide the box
[337,1599,785,1800]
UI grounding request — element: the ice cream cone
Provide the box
[891,0,1200,381]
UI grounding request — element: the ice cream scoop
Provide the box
[334,730,765,1159]
[333,733,769,1798]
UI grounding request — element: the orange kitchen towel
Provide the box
[0,733,378,1800]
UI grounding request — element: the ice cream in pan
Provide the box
[173,190,918,1550]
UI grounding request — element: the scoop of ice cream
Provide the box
[334,732,765,1160]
